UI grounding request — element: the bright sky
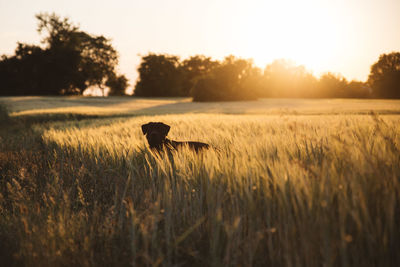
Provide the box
[1,0,399,88]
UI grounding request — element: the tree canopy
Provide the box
[262,59,318,98]
[0,13,127,96]
[179,55,219,96]
[134,54,182,97]
[133,53,376,101]
[368,52,400,98]
[106,73,129,96]
[192,56,262,101]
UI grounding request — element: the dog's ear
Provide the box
[159,123,170,136]
[141,123,150,135]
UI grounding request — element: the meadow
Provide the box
[1,97,400,266]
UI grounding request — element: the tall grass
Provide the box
[1,108,400,266]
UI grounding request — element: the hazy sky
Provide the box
[1,0,399,86]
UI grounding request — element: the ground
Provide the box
[2,96,400,116]
[0,97,399,266]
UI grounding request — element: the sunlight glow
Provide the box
[237,0,341,74]
[0,0,399,83]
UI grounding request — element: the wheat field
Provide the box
[1,97,400,266]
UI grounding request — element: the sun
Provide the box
[236,0,341,74]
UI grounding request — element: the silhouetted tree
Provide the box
[0,13,120,96]
[134,54,183,96]
[346,81,371,98]
[179,55,219,96]
[130,53,386,100]
[368,52,400,98]
[0,56,18,95]
[37,13,119,95]
[192,56,262,101]
[106,74,129,96]
[316,74,372,98]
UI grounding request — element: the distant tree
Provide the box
[317,72,348,98]
[134,54,183,96]
[368,52,400,98]
[262,60,318,98]
[128,53,382,100]
[0,13,120,96]
[179,55,219,96]
[106,74,129,96]
[346,81,371,98]
[192,56,262,101]
[0,43,73,96]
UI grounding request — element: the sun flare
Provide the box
[237,1,341,74]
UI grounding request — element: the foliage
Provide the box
[317,72,349,98]
[368,52,400,98]
[179,55,220,96]
[106,73,129,96]
[134,54,376,100]
[262,59,318,98]
[261,60,372,99]
[192,56,263,101]
[0,13,121,96]
[1,101,400,266]
[346,81,372,98]
[134,54,183,97]
[134,54,219,97]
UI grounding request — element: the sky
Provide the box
[1,0,399,89]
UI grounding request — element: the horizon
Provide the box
[1,0,399,88]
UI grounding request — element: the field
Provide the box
[1,97,400,266]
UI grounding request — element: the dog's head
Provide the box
[141,122,171,149]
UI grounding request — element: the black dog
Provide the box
[141,122,209,152]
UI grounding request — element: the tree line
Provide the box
[1,13,399,100]
[134,53,400,101]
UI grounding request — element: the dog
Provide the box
[141,122,209,152]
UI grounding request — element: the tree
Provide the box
[345,81,371,98]
[0,13,120,96]
[106,74,129,96]
[134,54,183,96]
[368,52,400,98]
[317,72,348,98]
[192,56,262,101]
[179,55,219,96]
[36,13,119,95]
[262,59,318,98]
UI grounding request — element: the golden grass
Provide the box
[2,96,400,117]
[1,97,400,266]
